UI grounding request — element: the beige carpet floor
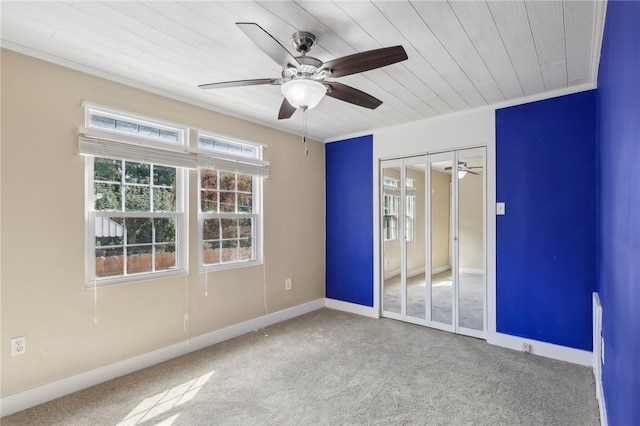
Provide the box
[2,308,599,426]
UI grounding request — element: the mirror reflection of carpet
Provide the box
[383,270,483,330]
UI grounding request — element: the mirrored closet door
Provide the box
[381,148,485,338]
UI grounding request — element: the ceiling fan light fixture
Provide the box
[458,170,467,179]
[281,79,326,110]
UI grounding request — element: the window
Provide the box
[90,158,184,282]
[81,104,269,282]
[406,195,416,242]
[82,104,187,286]
[198,132,263,270]
[383,176,400,242]
[405,178,416,242]
[84,103,186,145]
[384,176,398,188]
[383,193,400,241]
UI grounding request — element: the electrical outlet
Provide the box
[285,278,292,291]
[522,342,531,353]
[11,336,26,356]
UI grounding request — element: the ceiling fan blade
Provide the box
[325,82,382,109]
[236,22,300,70]
[320,46,408,78]
[278,98,296,120]
[467,170,479,175]
[198,78,283,90]
[444,166,453,171]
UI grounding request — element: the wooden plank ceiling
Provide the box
[0,1,604,141]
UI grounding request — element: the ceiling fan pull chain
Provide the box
[303,107,309,156]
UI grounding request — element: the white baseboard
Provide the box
[459,267,483,275]
[384,265,449,280]
[486,331,593,366]
[0,298,325,418]
[432,265,450,275]
[325,298,379,318]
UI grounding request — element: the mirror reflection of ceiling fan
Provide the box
[198,23,408,120]
[444,162,483,178]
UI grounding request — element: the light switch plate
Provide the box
[496,202,506,215]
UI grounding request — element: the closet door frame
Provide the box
[380,148,486,339]
[455,147,486,339]
[380,158,407,321]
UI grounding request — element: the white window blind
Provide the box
[79,130,269,178]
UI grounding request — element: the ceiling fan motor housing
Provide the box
[291,31,317,54]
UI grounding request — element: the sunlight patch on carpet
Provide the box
[116,371,214,426]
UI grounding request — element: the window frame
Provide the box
[83,102,188,147]
[383,176,400,242]
[83,104,189,287]
[197,131,263,272]
[383,193,400,242]
[85,157,187,287]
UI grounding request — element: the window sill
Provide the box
[199,259,262,273]
[85,269,187,288]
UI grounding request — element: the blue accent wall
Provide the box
[496,91,596,351]
[596,1,640,424]
[326,135,374,306]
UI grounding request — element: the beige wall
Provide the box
[431,170,451,271]
[459,172,484,270]
[406,167,426,274]
[0,50,325,397]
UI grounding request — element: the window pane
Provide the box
[95,158,122,182]
[203,218,220,240]
[127,246,152,274]
[155,243,176,271]
[125,186,151,211]
[219,191,236,212]
[153,187,175,212]
[159,129,179,142]
[94,183,121,211]
[96,247,124,278]
[125,162,150,184]
[239,238,254,261]
[126,218,153,244]
[90,114,116,130]
[139,125,159,138]
[201,190,218,212]
[96,217,124,246]
[221,218,238,239]
[219,172,236,191]
[116,120,138,133]
[153,165,175,186]
[221,239,238,263]
[198,137,258,159]
[203,241,220,265]
[155,218,176,243]
[201,170,218,189]
[239,218,252,238]
[237,174,252,192]
[87,107,185,145]
[237,193,252,213]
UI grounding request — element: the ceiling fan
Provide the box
[198,23,408,120]
[444,162,482,177]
